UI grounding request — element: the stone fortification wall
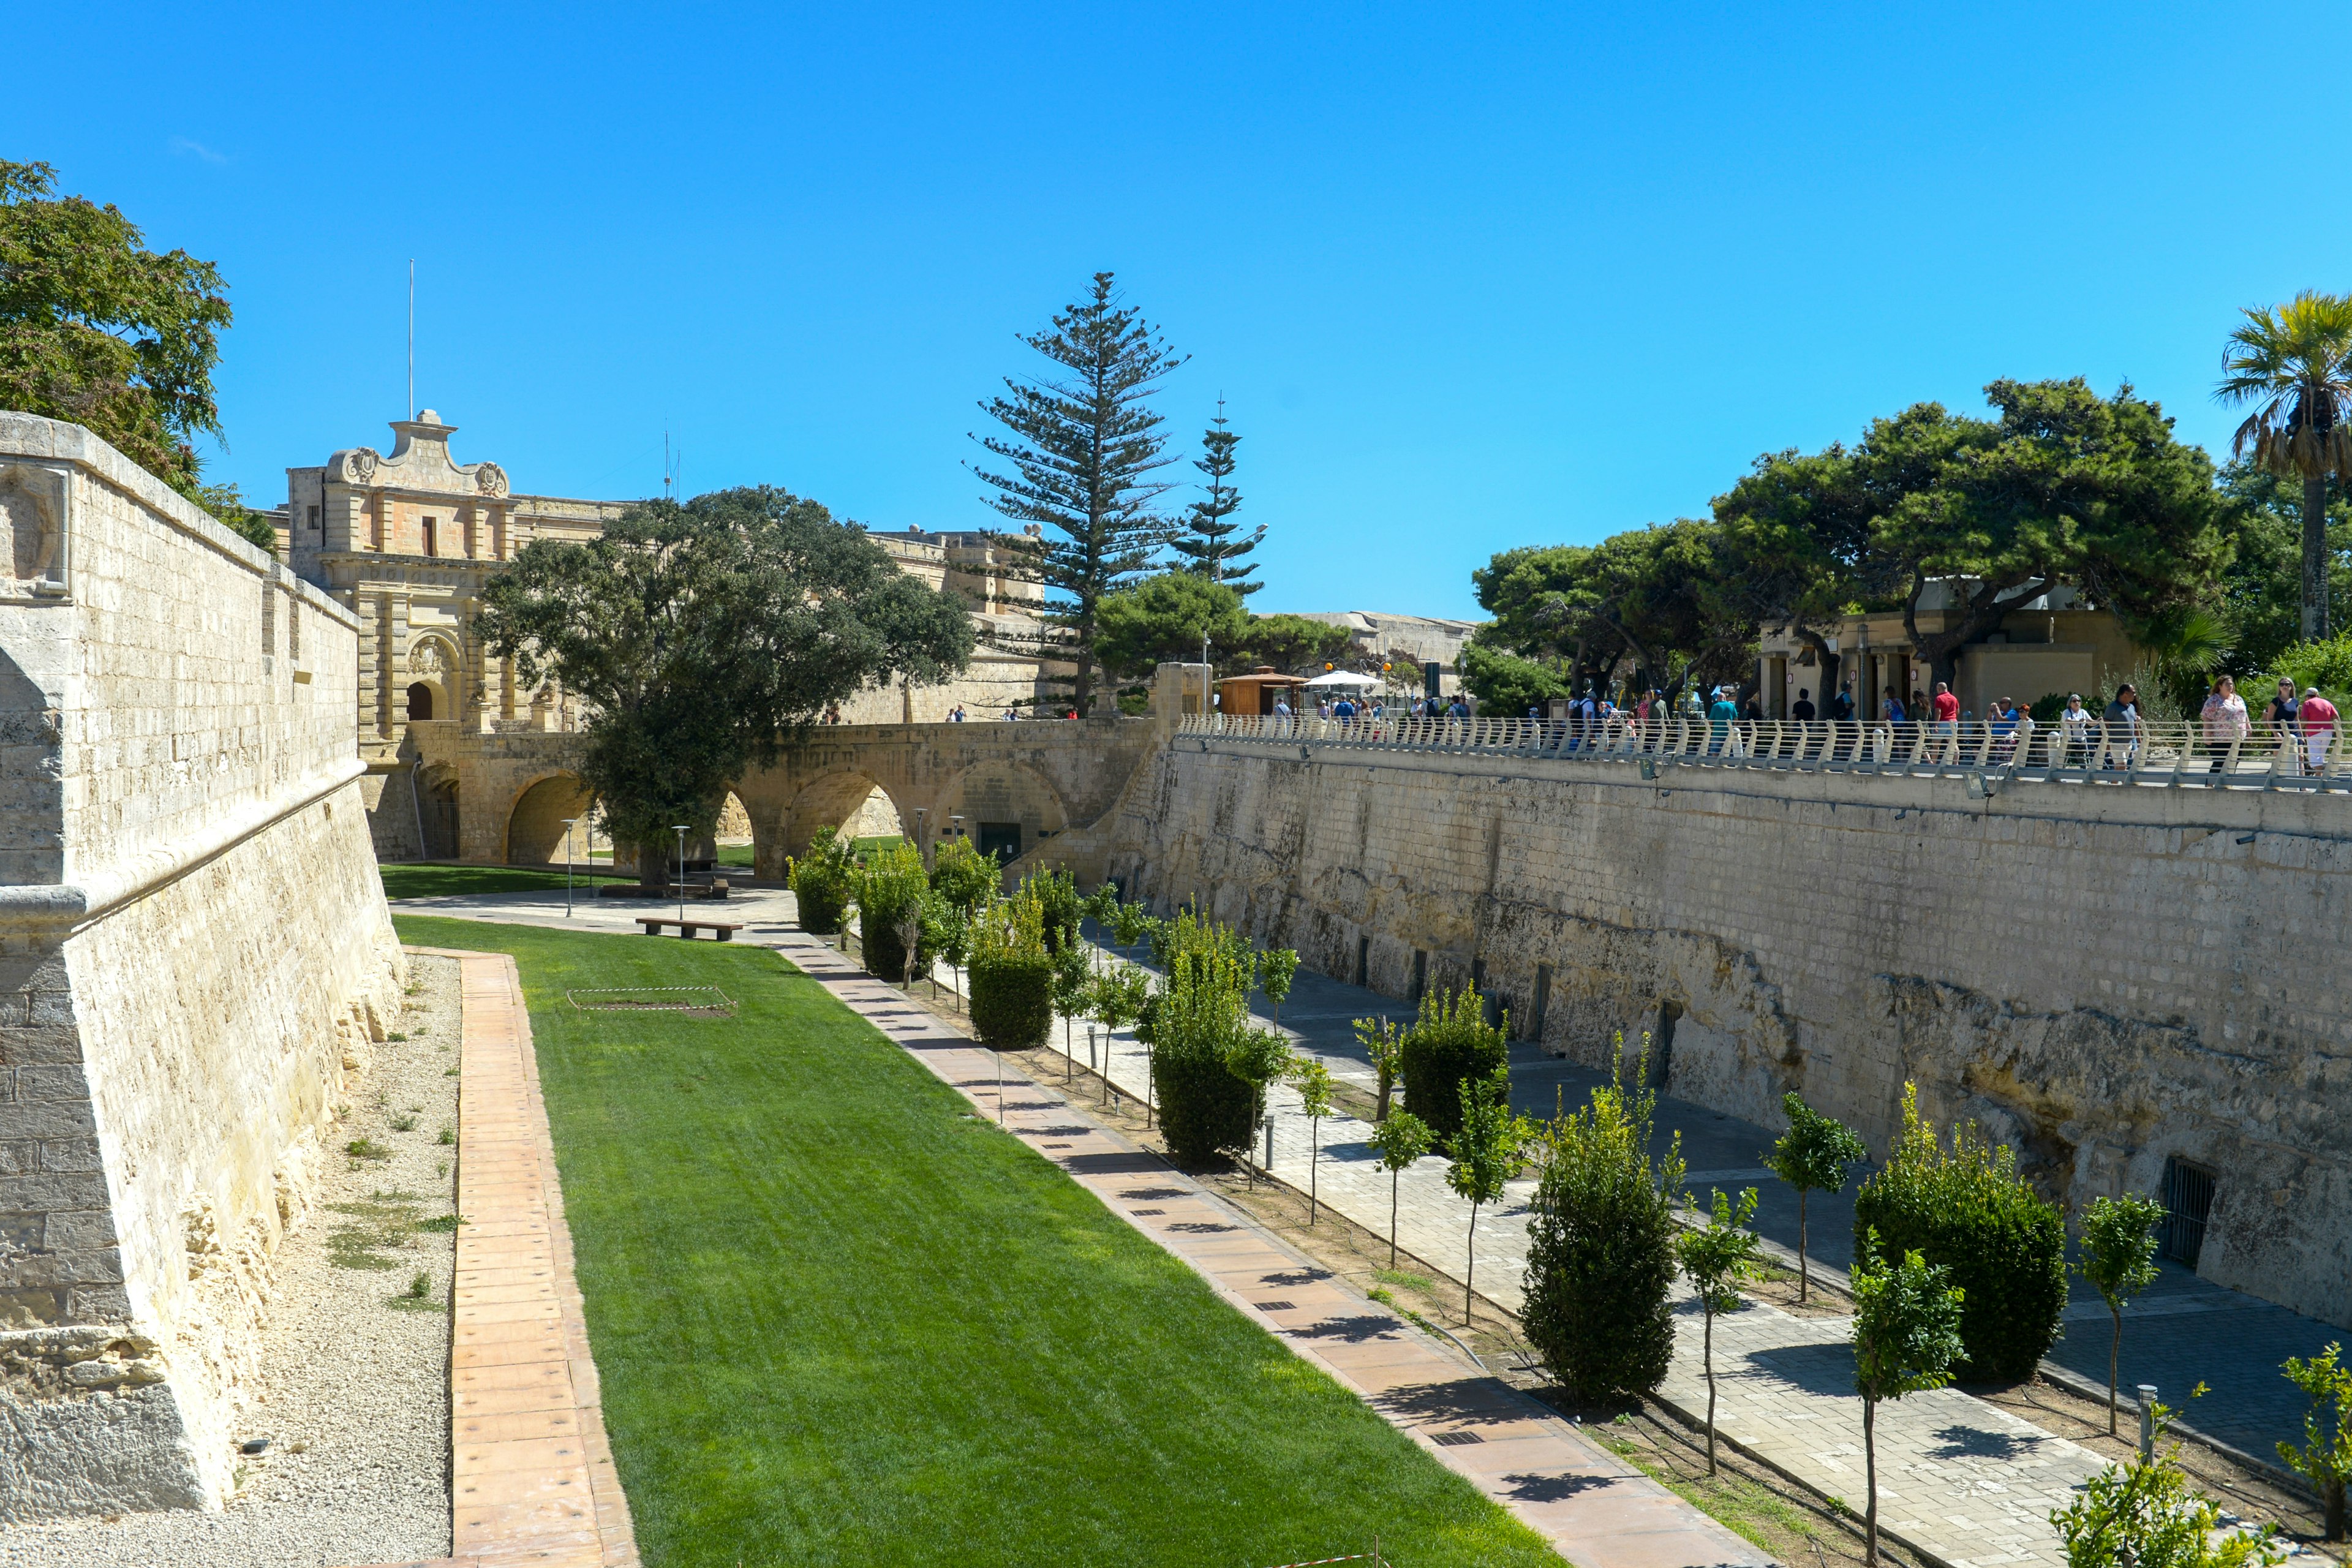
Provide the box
[0,415,404,1518]
[1107,738,2352,1326]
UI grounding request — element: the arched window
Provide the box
[406,682,434,720]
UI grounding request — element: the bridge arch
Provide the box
[504,771,595,865]
[932,759,1067,867]
[780,769,910,862]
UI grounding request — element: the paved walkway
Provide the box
[769,927,1768,1568]
[351,948,640,1568]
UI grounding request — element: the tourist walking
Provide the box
[1708,685,1739,756]
[2267,677,2302,772]
[2299,686,2340,776]
[2101,685,2141,771]
[2198,676,2249,773]
[2060,693,2094,768]
[1831,680,1856,759]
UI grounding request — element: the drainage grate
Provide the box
[567,987,735,1016]
[1254,1299,1297,1311]
[1130,1208,1164,1216]
[1431,1430,1485,1447]
[1042,1142,1071,1149]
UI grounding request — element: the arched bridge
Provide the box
[733,716,1167,877]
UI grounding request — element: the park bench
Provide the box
[635,916,744,941]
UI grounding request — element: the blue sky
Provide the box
[9,4,2347,619]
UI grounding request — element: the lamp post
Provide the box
[673,825,690,924]
[561,818,578,918]
[949,813,963,859]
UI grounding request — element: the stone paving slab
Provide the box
[775,929,1770,1568]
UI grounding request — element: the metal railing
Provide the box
[1178,713,2352,791]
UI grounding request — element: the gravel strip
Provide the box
[0,954,462,1567]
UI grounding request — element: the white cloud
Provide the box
[168,137,226,164]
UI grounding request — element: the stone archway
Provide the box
[505,774,595,865]
[932,760,1067,867]
[782,771,908,861]
[406,634,458,724]
[418,764,461,861]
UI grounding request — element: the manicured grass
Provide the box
[379,862,635,899]
[714,843,755,866]
[392,914,1561,1568]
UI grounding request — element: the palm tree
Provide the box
[2217,291,2352,642]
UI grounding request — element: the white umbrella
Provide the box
[1303,669,1378,688]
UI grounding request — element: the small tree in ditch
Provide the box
[1354,1014,1405,1122]
[967,889,1054,1051]
[1224,1027,1294,1188]
[928,837,1000,916]
[1030,868,1084,954]
[921,892,970,1009]
[1852,1082,2066,1381]
[2078,1193,2167,1436]
[1852,1229,1966,1566]
[1762,1091,1868,1303]
[1370,1110,1434,1268]
[1257,947,1300,1029]
[857,840,931,985]
[2054,1392,2284,1568]
[1049,935,1093,1067]
[1109,896,1153,957]
[1674,1186,1765,1475]
[1446,1069,1530,1329]
[2278,1343,2352,1541]
[1287,1056,1336,1224]
[1398,986,1508,1142]
[1147,916,1259,1168]
[786,827,855,934]
[1522,1036,1685,1401]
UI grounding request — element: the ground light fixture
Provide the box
[561,817,579,917]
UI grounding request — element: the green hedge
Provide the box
[1522,1055,1678,1401]
[1398,986,1508,1140]
[788,831,853,935]
[1852,1085,2066,1382]
[968,951,1054,1049]
[859,842,931,985]
[1147,913,1262,1168]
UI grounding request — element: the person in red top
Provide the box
[1930,680,1961,760]
[2299,687,2340,776]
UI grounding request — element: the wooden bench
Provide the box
[635,917,744,941]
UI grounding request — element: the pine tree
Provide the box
[970,273,1186,714]
[1169,401,1265,595]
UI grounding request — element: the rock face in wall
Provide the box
[0,415,405,1518]
[1109,738,2352,1326]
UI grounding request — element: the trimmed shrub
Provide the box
[787,828,853,934]
[928,838,999,914]
[969,952,1054,1048]
[1852,1083,2066,1382]
[966,887,1053,1049]
[1148,914,1261,1167]
[1521,1040,1681,1401]
[858,841,931,985]
[1398,986,1508,1141]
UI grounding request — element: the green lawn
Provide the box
[379,862,642,899]
[392,915,1559,1568]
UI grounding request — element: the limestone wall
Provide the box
[0,414,404,1518]
[1108,739,2352,1326]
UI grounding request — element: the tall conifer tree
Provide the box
[1170,400,1264,595]
[970,273,1185,714]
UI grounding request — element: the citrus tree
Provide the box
[1762,1091,1868,1303]
[1674,1186,1764,1475]
[1852,1230,1965,1566]
[2078,1193,2167,1435]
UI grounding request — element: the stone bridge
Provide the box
[375,663,1207,877]
[731,714,1168,876]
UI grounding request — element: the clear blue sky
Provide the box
[9,4,2346,619]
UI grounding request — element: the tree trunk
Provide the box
[1798,1188,1811,1303]
[1373,1166,1392,1278]
[2304,473,2331,643]
[1465,1200,1479,1327]
[2108,1306,2122,1437]
[1864,1395,1879,1566]
[1308,1115,1320,1226]
[2325,1476,2345,1542]
[1704,1307,1719,1476]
